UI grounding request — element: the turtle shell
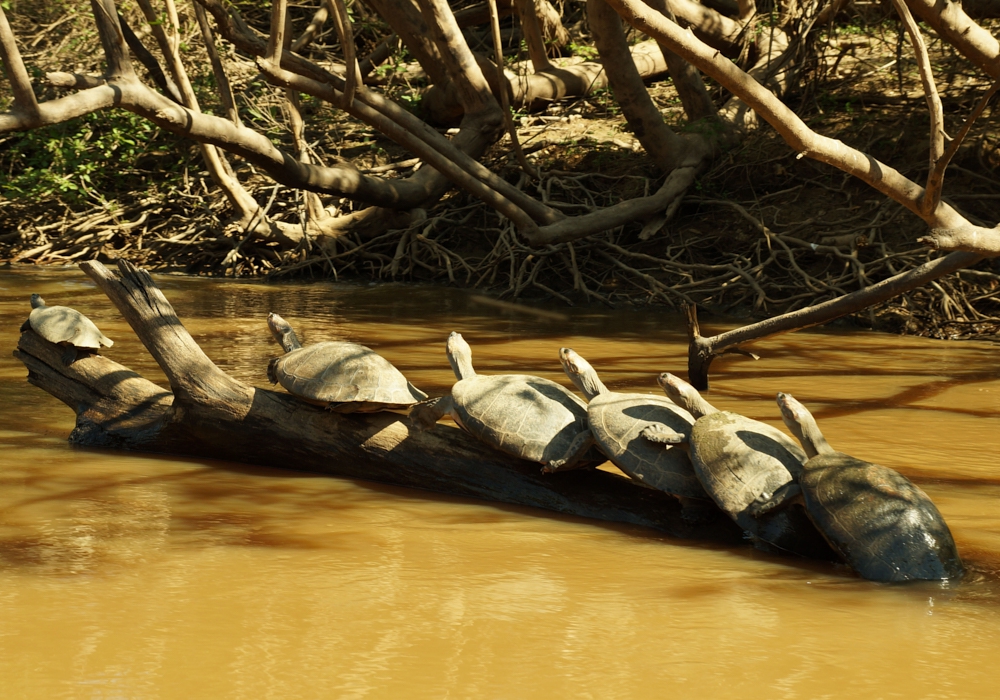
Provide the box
[587,392,707,498]
[800,453,965,582]
[451,374,590,464]
[28,305,112,350]
[689,411,805,519]
[271,341,426,410]
[687,412,838,559]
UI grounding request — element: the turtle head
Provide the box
[776,392,829,458]
[446,332,475,381]
[657,373,716,418]
[30,294,45,309]
[559,348,606,400]
[268,312,302,352]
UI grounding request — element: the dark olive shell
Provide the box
[587,392,707,499]
[452,374,590,464]
[800,453,965,582]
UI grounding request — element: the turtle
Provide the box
[20,293,113,364]
[641,373,835,560]
[751,392,965,582]
[553,348,714,514]
[267,312,427,413]
[409,332,599,470]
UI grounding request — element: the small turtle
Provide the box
[21,294,113,364]
[267,312,426,413]
[642,373,834,559]
[554,349,711,510]
[410,333,597,469]
[753,393,965,582]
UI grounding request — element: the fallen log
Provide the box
[13,260,744,544]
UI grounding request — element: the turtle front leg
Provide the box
[640,423,688,445]
[746,481,802,518]
[542,431,598,473]
[408,396,454,431]
[61,345,82,366]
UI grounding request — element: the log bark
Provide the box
[13,260,743,545]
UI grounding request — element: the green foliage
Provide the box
[591,88,621,116]
[567,43,599,61]
[1,111,181,204]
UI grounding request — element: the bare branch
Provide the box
[292,0,331,52]
[686,251,984,389]
[925,80,1000,217]
[647,0,718,122]
[193,1,241,125]
[588,0,693,171]
[890,0,944,215]
[256,60,540,232]
[602,0,971,231]
[919,225,1000,255]
[0,6,41,121]
[117,11,183,104]
[531,160,703,244]
[513,0,554,71]
[193,0,562,225]
[45,72,107,89]
[737,0,756,21]
[0,85,118,132]
[267,0,289,64]
[489,0,537,177]
[329,0,361,109]
[906,0,1000,81]
[89,0,136,80]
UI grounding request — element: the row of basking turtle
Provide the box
[262,316,964,584]
[21,297,965,583]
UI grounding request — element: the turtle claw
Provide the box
[541,461,562,474]
[747,481,801,517]
[641,423,687,444]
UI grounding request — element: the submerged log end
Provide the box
[687,335,716,392]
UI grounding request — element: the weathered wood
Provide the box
[14,260,744,544]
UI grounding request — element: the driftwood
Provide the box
[13,260,744,544]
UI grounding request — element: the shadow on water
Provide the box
[1,433,998,609]
[4,267,1000,608]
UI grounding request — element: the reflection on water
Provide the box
[2,267,1000,698]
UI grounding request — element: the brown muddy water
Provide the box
[1,267,999,698]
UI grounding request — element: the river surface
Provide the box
[1,267,999,698]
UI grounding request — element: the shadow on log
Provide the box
[13,260,744,544]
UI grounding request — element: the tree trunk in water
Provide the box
[13,260,743,545]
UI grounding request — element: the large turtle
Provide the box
[409,333,598,470]
[267,312,427,413]
[753,393,965,582]
[21,294,113,364]
[553,348,712,512]
[642,373,834,559]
